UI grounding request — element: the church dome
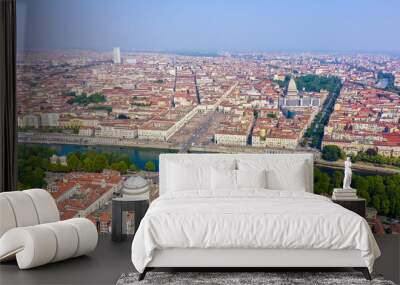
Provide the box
[286,77,298,97]
[122,175,149,196]
[288,78,297,92]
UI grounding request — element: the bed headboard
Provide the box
[159,153,314,195]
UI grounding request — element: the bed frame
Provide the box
[138,154,372,281]
[139,248,371,280]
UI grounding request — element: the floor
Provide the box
[0,235,134,285]
[1,235,399,285]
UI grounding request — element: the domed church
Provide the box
[286,77,299,98]
[121,176,149,199]
[280,76,321,108]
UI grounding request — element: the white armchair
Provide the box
[0,189,98,269]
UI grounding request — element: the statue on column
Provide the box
[333,157,357,200]
[342,157,352,190]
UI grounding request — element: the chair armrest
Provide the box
[0,218,98,269]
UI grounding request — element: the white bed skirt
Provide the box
[148,248,366,268]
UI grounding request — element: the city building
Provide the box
[40,113,60,127]
[113,47,121,64]
[121,175,149,198]
[323,83,400,157]
[48,170,123,219]
[50,154,67,166]
[280,77,323,108]
[395,72,400,88]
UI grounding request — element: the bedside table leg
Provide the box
[134,201,149,233]
[112,200,123,242]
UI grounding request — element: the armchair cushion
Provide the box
[24,189,60,224]
[0,218,98,269]
[0,189,98,269]
[0,196,17,237]
[0,189,59,237]
[0,191,40,228]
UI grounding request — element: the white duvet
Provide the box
[131,190,380,273]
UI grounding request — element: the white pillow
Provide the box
[167,159,236,192]
[266,161,307,192]
[211,168,237,190]
[236,169,267,189]
[237,158,308,192]
[167,163,210,191]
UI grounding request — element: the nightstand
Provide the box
[112,197,149,242]
[332,198,366,218]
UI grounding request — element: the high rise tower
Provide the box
[113,47,121,64]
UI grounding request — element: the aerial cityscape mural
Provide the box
[16,0,400,235]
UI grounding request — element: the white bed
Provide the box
[131,153,380,280]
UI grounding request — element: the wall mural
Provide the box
[16,0,400,235]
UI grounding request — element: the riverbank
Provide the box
[18,132,306,154]
[315,159,400,175]
[18,132,181,151]
[19,136,400,176]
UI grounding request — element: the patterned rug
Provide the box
[116,271,395,285]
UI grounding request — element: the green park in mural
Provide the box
[18,145,400,218]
